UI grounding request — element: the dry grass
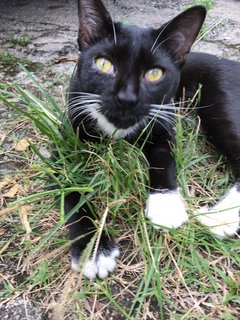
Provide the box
[0,71,240,320]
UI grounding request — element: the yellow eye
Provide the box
[145,68,164,83]
[95,57,114,74]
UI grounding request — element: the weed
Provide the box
[7,33,32,47]
[0,52,42,76]
[182,0,215,12]
[0,67,239,319]
[183,0,217,42]
[0,52,19,66]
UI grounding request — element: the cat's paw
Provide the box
[71,247,120,280]
[145,190,188,230]
[195,184,240,237]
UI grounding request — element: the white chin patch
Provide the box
[195,184,240,237]
[145,190,188,230]
[71,248,120,280]
[90,108,141,139]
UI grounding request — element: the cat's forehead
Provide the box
[83,22,168,67]
[116,22,155,46]
[118,23,149,35]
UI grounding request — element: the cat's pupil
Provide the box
[99,58,107,67]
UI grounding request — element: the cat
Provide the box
[65,0,240,280]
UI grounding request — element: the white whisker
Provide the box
[147,116,173,137]
[68,106,90,118]
[149,111,176,126]
[152,34,177,54]
[156,116,175,126]
[67,91,101,97]
[112,20,117,45]
[68,97,101,105]
[150,110,182,118]
[68,100,101,110]
[71,109,95,124]
[150,103,187,110]
[151,19,174,53]
[67,90,102,126]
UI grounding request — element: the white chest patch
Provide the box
[145,190,188,230]
[71,247,120,280]
[89,108,141,139]
[195,184,240,237]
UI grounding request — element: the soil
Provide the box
[0,0,240,319]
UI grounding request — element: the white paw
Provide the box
[71,248,120,280]
[145,190,188,230]
[195,185,240,237]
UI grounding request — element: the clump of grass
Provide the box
[0,52,42,76]
[0,52,20,66]
[7,33,32,47]
[0,67,240,319]
[183,0,224,44]
[182,0,214,12]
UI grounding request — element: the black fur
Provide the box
[178,52,240,178]
[65,0,240,276]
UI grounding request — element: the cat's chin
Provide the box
[93,110,143,138]
[108,116,139,130]
[104,117,143,139]
[115,121,137,130]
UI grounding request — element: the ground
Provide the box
[0,0,240,319]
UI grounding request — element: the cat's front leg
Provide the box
[144,141,188,230]
[65,192,119,279]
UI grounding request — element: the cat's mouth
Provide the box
[101,107,146,129]
[107,114,140,129]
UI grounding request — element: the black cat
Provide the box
[65,0,240,279]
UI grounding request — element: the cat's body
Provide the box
[179,52,240,178]
[65,0,240,279]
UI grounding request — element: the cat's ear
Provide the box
[157,6,206,65]
[77,0,113,50]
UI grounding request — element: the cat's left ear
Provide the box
[157,6,206,65]
[77,0,113,50]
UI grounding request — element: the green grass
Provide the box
[6,33,32,47]
[0,52,42,77]
[182,0,214,12]
[0,68,240,319]
[183,0,225,45]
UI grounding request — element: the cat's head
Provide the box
[69,0,206,138]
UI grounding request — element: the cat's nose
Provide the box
[115,88,138,109]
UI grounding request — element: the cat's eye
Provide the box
[95,57,114,75]
[145,68,164,83]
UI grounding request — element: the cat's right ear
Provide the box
[77,0,113,50]
[155,6,206,66]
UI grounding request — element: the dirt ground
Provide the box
[0,0,240,319]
